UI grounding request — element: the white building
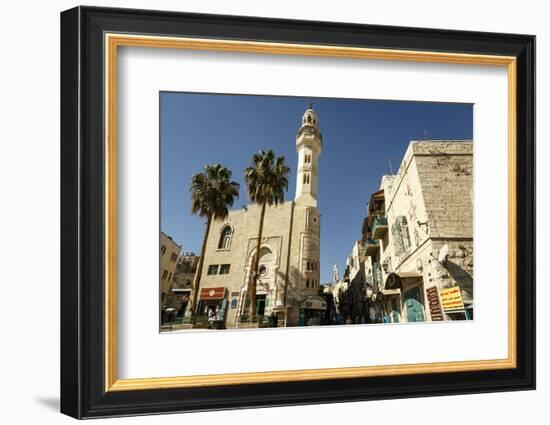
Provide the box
[363,140,474,323]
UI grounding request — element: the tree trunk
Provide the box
[190,215,212,319]
[248,202,266,321]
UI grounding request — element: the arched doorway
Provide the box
[240,245,278,321]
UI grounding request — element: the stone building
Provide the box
[192,107,325,328]
[167,253,199,319]
[363,140,474,323]
[159,231,182,314]
[347,240,367,287]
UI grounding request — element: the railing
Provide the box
[364,238,379,256]
[371,216,388,239]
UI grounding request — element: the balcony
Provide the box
[364,239,379,256]
[371,216,388,240]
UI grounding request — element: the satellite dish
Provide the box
[438,244,449,263]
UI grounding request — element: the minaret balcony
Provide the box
[371,216,388,240]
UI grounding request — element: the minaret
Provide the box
[295,104,322,207]
[332,264,339,284]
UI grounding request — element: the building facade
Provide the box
[166,253,200,320]
[193,107,326,328]
[363,140,474,323]
[159,232,182,315]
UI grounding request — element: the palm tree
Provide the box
[243,150,290,321]
[189,164,240,320]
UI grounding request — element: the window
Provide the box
[218,225,233,249]
[170,252,177,262]
[207,265,219,275]
[168,272,172,281]
[306,279,310,288]
[219,264,231,275]
[160,245,166,255]
[259,265,267,275]
[307,261,311,271]
[161,270,168,280]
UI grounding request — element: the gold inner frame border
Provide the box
[104,33,517,392]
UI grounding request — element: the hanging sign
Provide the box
[426,286,444,321]
[439,286,464,311]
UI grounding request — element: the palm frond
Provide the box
[189,164,240,221]
[244,149,290,207]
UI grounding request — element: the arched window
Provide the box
[218,225,233,249]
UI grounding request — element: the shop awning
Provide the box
[199,287,226,300]
[171,288,191,294]
[384,271,422,290]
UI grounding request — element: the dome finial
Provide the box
[307,101,314,110]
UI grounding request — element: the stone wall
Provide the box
[412,141,473,239]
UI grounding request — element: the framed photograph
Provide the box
[60,6,535,419]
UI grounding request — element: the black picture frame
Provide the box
[60,5,535,419]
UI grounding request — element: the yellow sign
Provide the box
[439,287,464,311]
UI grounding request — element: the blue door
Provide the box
[404,287,425,322]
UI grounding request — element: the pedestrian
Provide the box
[207,307,216,329]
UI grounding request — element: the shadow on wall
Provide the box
[443,260,473,299]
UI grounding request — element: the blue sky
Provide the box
[160,92,473,283]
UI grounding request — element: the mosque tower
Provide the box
[333,264,339,284]
[295,104,323,207]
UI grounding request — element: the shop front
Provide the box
[196,287,228,329]
[440,286,473,320]
[299,296,327,326]
[385,271,425,323]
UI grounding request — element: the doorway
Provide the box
[257,295,266,317]
[404,286,425,322]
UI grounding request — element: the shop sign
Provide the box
[439,286,464,311]
[199,287,226,300]
[426,286,443,321]
[230,291,240,297]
